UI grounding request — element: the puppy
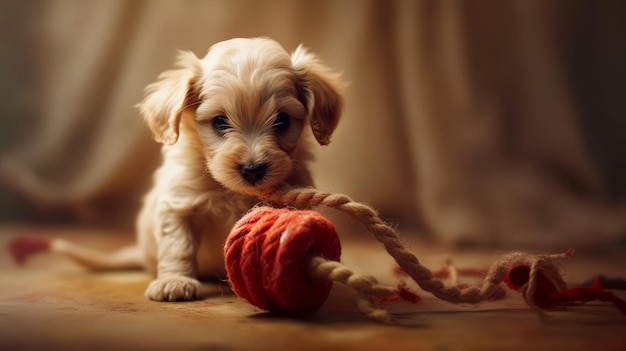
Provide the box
[14,37,345,302]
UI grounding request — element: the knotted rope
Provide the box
[224,206,419,322]
[248,187,571,308]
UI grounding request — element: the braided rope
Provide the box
[258,187,490,303]
[308,255,399,322]
[520,251,571,315]
[252,186,571,307]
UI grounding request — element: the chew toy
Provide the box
[224,206,419,322]
[8,186,626,321]
[505,263,626,314]
[231,186,626,319]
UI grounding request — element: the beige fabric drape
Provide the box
[2,0,625,249]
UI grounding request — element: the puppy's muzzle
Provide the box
[240,163,268,185]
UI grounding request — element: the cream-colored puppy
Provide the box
[18,37,344,302]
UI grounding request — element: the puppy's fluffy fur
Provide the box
[49,37,345,302]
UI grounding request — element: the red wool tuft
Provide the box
[224,206,341,315]
[376,283,421,305]
[8,237,51,264]
[505,264,626,315]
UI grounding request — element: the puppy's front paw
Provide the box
[145,276,202,302]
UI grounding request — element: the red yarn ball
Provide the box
[224,206,341,314]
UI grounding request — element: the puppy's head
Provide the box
[138,37,345,194]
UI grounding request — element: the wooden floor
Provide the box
[0,226,625,351]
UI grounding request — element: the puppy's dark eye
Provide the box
[273,112,290,132]
[212,115,231,132]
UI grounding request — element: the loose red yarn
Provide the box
[224,206,341,314]
[8,237,51,264]
[505,264,626,315]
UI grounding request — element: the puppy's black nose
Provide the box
[240,163,268,184]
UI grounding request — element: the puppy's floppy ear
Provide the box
[291,45,346,145]
[138,51,201,145]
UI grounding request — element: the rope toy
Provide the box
[8,185,625,321]
[224,206,419,322]
[505,259,626,315]
[231,186,626,319]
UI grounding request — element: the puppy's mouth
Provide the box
[209,158,291,196]
[239,162,268,186]
[233,162,287,196]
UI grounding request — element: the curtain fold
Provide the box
[1,0,624,248]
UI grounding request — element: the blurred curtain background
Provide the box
[1,0,625,249]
